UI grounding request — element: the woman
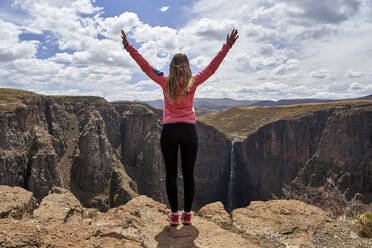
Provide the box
[121,28,239,225]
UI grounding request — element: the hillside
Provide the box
[356,93,372,100]
[198,100,372,139]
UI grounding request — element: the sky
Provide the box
[0,0,371,101]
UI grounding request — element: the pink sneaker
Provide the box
[181,211,192,225]
[167,212,179,226]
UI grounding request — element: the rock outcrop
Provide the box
[0,185,37,219]
[0,90,137,211]
[33,187,84,224]
[1,186,371,248]
[198,198,372,248]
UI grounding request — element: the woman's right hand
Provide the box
[226,29,239,47]
[121,30,129,47]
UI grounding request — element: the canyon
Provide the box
[0,88,372,214]
[0,89,229,212]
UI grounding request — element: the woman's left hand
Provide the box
[121,30,128,47]
[226,29,239,47]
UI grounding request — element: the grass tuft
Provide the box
[354,212,372,238]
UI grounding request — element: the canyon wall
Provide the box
[0,94,137,211]
[291,104,372,202]
[232,102,372,208]
[1,89,371,213]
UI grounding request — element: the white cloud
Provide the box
[347,81,372,92]
[98,12,141,40]
[281,0,361,25]
[160,6,169,12]
[11,0,101,51]
[249,45,294,70]
[190,55,211,68]
[12,0,102,15]
[242,23,280,43]
[259,81,288,92]
[273,59,299,75]
[348,82,363,91]
[1,0,371,101]
[345,69,365,78]
[51,39,136,68]
[182,18,237,41]
[0,19,39,62]
[311,70,330,79]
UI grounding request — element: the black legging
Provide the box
[160,123,198,213]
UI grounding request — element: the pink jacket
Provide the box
[125,43,231,124]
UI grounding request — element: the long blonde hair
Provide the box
[165,53,195,103]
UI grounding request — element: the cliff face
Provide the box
[232,110,332,207]
[292,104,372,202]
[114,102,165,203]
[0,96,64,201]
[0,92,137,211]
[228,102,372,209]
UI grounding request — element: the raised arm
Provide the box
[121,30,166,86]
[194,29,239,87]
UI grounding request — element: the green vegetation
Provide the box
[198,100,372,139]
[354,212,372,238]
[0,88,39,111]
[52,95,107,104]
[0,88,39,101]
[0,88,108,111]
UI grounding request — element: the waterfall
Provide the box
[227,139,238,212]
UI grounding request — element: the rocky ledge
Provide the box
[1,185,371,248]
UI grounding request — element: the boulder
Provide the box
[33,187,84,224]
[197,201,232,230]
[0,185,37,219]
[231,199,366,247]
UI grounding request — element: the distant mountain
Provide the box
[253,98,334,106]
[139,98,335,109]
[112,93,372,109]
[138,99,163,109]
[355,94,372,100]
[131,98,255,110]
